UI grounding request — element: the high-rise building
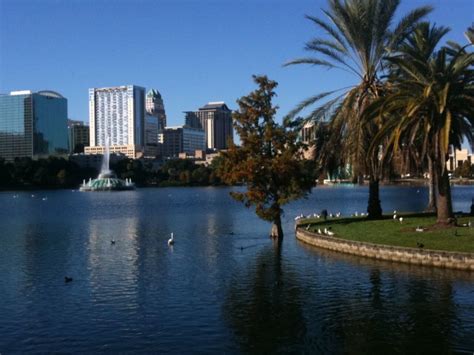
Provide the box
[160,126,205,158]
[144,114,159,157]
[300,121,317,160]
[0,90,68,161]
[85,85,145,158]
[68,119,89,153]
[184,101,233,150]
[146,89,166,131]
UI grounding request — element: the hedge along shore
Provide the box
[295,226,474,271]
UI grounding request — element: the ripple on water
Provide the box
[0,187,473,353]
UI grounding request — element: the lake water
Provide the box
[1,186,473,353]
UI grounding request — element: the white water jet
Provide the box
[101,136,111,176]
[79,122,134,191]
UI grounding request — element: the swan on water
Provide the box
[168,233,174,246]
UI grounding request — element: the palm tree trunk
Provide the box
[426,157,437,212]
[367,176,383,219]
[434,160,454,224]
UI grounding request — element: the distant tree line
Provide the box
[0,157,96,189]
[0,156,225,190]
[112,157,224,187]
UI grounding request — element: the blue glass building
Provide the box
[0,90,68,160]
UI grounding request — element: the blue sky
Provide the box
[1,0,473,127]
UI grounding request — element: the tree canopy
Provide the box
[218,76,317,239]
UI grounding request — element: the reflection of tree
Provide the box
[307,257,460,353]
[224,245,307,353]
[236,243,469,352]
[402,278,455,353]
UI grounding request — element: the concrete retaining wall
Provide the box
[296,228,474,271]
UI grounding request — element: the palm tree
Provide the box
[285,0,432,219]
[366,23,474,224]
[466,25,474,44]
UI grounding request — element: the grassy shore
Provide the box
[300,213,474,253]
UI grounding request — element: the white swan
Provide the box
[168,232,174,246]
[399,217,404,223]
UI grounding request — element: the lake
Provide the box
[1,185,473,353]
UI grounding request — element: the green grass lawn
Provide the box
[300,213,474,253]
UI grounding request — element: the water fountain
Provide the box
[80,137,135,192]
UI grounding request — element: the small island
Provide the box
[296,214,474,270]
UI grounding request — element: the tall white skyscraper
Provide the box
[86,85,145,158]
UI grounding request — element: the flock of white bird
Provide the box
[392,210,404,224]
[294,211,342,221]
[296,209,412,237]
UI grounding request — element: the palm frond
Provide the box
[388,6,434,51]
[283,90,342,121]
[283,57,336,69]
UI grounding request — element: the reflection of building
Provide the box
[160,126,205,158]
[0,90,68,160]
[68,119,89,153]
[448,148,472,171]
[88,216,139,306]
[146,89,166,131]
[85,85,145,158]
[185,102,233,150]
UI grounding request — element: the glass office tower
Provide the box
[0,90,68,161]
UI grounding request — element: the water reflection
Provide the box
[87,217,140,311]
[225,244,307,353]
[296,243,474,353]
[0,187,473,352]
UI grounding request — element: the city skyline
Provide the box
[1,0,472,126]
